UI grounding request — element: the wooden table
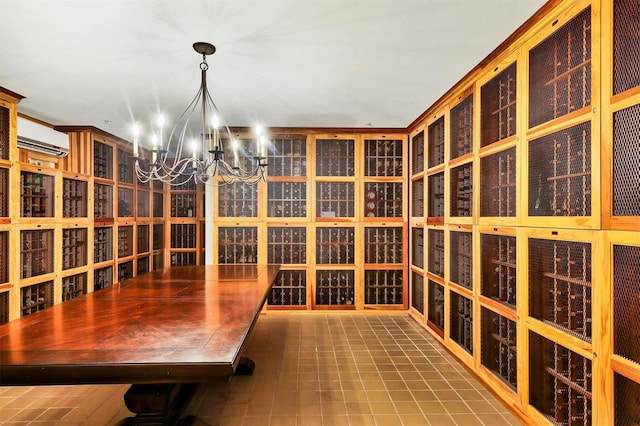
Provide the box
[0,264,280,424]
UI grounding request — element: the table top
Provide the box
[0,264,280,385]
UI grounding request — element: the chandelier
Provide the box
[132,42,268,186]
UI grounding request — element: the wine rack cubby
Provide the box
[411,130,424,175]
[218,227,257,264]
[137,256,149,275]
[170,252,196,266]
[170,224,196,249]
[153,252,164,271]
[117,187,134,217]
[315,226,354,264]
[153,192,164,217]
[612,103,640,217]
[613,0,640,95]
[528,122,592,217]
[427,229,444,278]
[427,279,445,333]
[428,116,445,168]
[117,148,134,184]
[529,332,592,426]
[0,231,8,284]
[613,244,640,365]
[450,163,472,217]
[364,138,403,177]
[62,273,87,302]
[427,172,445,218]
[411,228,424,269]
[21,229,54,279]
[268,269,307,307]
[218,182,258,217]
[21,172,54,217]
[153,223,164,251]
[363,182,402,218]
[118,260,133,282]
[94,226,113,263]
[269,136,307,176]
[94,266,113,290]
[63,178,88,217]
[137,190,149,217]
[614,373,640,425]
[481,307,517,390]
[137,224,149,254]
[450,230,473,290]
[20,281,53,317]
[93,141,113,179]
[528,7,591,128]
[62,228,87,270]
[0,105,8,160]
[315,269,354,306]
[267,226,306,264]
[529,237,592,342]
[364,270,403,305]
[94,183,113,219]
[480,148,516,217]
[481,62,517,147]
[0,168,8,217]
[0,291,8,325]
[170,193,196,217]
[411,272,424,314]
[481,233,516,306]
[316,182,354,218]
[450,95,473,160]
[450,291,473,354]
[364,227,402,264]
[117,225,134,258]
[316,138,355,176]
[411,178,424,217]
[268,182,306,218]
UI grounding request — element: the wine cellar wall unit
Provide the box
[406,1,640,424]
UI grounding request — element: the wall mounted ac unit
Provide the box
[17,117,69,157]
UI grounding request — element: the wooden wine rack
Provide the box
[218,183,257,217]
[268,269,307,307]
[450,94,473,160]
[450,291,473,354]
[20,280,53,317]
[94,266,113,290]
[21,229,54,279]
[118,225,134,258]
[94,226,113,263]
[411,271,424,315]
[0,231,8,285]
[481,233,517,307]
[94,183,113,219]
[481,62,517,147]
[63,178,88,217]
[137,190,149,217]
[481,307,517,390]
[529,332,592,425]
[137,224,149,254]
[21,172,54,217]
[62,228,87,270]
[268,182,306,218]
[62,273,87,302]
[117,187,134,217]
[267,226,306,264]
[315,269,354,307]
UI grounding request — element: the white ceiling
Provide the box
[1,0,547,142]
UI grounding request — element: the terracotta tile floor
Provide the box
[0,314,523,425]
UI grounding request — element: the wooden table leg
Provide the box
[123,383,199,425]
